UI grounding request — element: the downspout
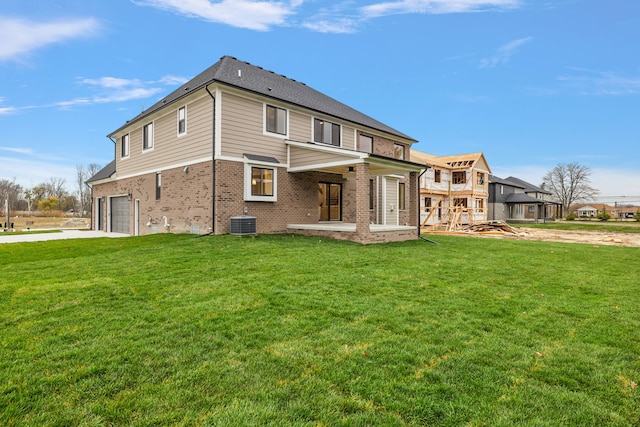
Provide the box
[417,166,439,244]
[205,85,216,235]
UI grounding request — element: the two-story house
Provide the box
[87,56,424,244]
[488,175,562,223]
[410,150,491,230]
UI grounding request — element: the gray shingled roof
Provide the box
[86,160,115,184]
[489,174,524,187]
[503,176,550,194]
[109,56,416,141]
[505,193,545,204]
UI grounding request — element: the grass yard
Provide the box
[520,221,640,233]
[1,234,638,426]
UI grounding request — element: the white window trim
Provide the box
[244,161,278,202]
[177,106,187,137]
[143,121,154,152]
[263,103,289,138]
[121,133,130,159]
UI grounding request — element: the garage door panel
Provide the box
[111,196,130,234]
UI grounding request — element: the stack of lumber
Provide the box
[458,221,518,234]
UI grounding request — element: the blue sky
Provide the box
[1,0,639,203]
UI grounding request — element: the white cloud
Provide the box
[557,68,640,96]
[479,36,532,68]
[0,106,18,116]
[80,77,142,89]
[0,147,34,155]
[302,18,359,34]
[133,0,299,31]
[157,75,190,85]
[0,17,100,61]
[362,0,520,18]
[42,75,186,110]
[78,75,186,104]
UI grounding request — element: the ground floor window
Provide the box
[398,182,406,210]
[318,182,341,221]
[453,198,467,207]
[244,163,277,202]
[251,167,274,196]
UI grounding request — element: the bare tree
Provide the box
[46,177,67,200]
[0,178,23,211]
[78,163,101,217]
[76,165,88,217]
[542,162,599,215]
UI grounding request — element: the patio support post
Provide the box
[355,163,371,239]
[408,171,418,227]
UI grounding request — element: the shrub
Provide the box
[565,212,576,221]
[597,211,611,221]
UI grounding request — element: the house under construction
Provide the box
[411,150,491,231]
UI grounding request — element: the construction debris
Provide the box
[458,221,519,234]
[422,220,519,235]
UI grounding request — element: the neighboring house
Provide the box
[571,203,619,218]
[488,175,562,223]
[616,206,640,220]
[87,56,424,244]
[411,150,491,229]
[573,204,599,218]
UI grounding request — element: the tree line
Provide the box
[0,164,101,216]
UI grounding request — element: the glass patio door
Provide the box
[318,183,341,221]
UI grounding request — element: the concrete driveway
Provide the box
[0,230,129,244]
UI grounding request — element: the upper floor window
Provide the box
[314,118,340,146]
[121,134,130,158]
[393,144,405,160]
[266,105,287,135]
[359,134,373,153]
[178,106,186,135]
[434,169,441,183]
[452,171,466,184]
[143,122,154,150]
[477,172,485,185]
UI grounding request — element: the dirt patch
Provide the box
[496,227,640,248]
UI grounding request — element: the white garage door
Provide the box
[110,196,130,234]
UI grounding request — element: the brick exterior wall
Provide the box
[92,158,419,244]
[92,161,213,235]
[214,159,345,234]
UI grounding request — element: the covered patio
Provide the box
[285,140,424,244]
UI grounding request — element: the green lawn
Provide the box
[1,234,638,426]
[517,221,640,233]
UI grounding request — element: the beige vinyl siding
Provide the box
[342,125,355,150]
[220,92,287,161]
[289,145,352,169]
[289,111,309,142]
[116,93,213,177]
